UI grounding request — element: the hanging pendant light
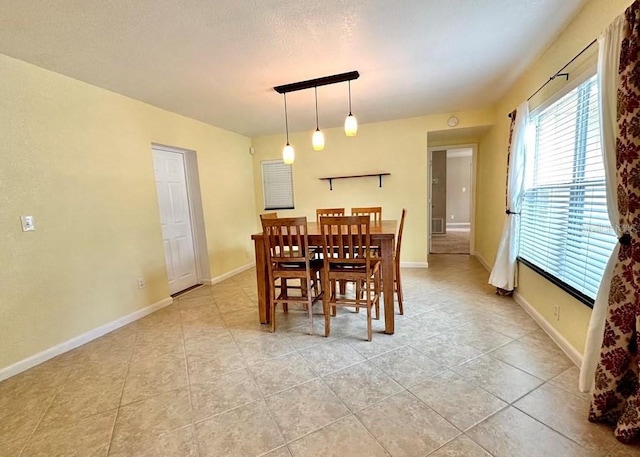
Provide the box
[282,93,295,164]
[312,87,325,151]
[344,80,358,137]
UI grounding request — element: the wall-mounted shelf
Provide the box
[319,173,390,191]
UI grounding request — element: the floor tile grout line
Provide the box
[15,363,73,457]
[179,304,201,457]
[509,397,619,454]
[104,327,139,457]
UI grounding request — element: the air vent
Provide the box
[431,218,444,234]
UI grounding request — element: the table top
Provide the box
[251,219,397,239]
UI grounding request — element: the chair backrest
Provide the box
[351,206,382,223]
[319,215,373,271]
[316,208,345,223]
[260,212,278,220]
[396,208,407,259]
[261,216,311,267]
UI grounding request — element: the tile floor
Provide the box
[1,255,638,456]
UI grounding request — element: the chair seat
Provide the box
[277,258,323,269]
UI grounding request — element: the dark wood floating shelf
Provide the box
[319,173,391,191]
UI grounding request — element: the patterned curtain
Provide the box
[589,0,640,443]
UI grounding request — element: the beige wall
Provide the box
[446,155,472,224]
[251,110,494,265]
[0,53,256,371]
[475,0,633,355]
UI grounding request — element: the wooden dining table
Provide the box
[251,219,397,334]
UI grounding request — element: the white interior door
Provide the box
[153,148,198,294]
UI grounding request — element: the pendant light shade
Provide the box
[312,129,325,150]
[312,87,325,150]
[283,143,295,164]
[281,93,295,164]
[344,80,358,137]
[344,114,358,137]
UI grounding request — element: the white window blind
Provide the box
[262,160,294,210]
[519,74,616,302]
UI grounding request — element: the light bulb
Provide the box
[312,129,325,151]
[344,114,358,137]
[282,143,295,164]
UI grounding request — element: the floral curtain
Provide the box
[489,102,529,294]
[588,0,640,443]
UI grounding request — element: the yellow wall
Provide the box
[0,53,256,371]
[475,0,632,354]
[251,110,494,265]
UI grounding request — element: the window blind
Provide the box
[262,160,294,210]
[519,74,616,302]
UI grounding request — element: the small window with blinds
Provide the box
[519,73,616,305]
[262,159,294,210]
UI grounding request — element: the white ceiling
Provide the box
[0,0,587,137]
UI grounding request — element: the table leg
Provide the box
[254,238,270,324]
[380,238,395,334]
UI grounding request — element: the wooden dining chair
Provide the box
[351,206,382,223]
[315,208,345,224]
[319,215,381,341]
[394,209,407,315]
[260,212,278,220]
[261,216,324,335]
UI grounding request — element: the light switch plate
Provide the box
[21,215,35,231]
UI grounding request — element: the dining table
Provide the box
[251,219,397,334]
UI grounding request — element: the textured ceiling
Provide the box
[0,0,587,137]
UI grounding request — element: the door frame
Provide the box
[427,143,477,255]
[152,143,211,287]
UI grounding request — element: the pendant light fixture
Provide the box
[344,80,358,137]
[274,71,359,154]
[282,93,295,164]
[312,87,325,150]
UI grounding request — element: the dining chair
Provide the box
[261,216,324,335]
[351,206,382,223]
[260,212,278,220]
[315,208,345,224]
[394,209,407,315]
[319,215,381,341]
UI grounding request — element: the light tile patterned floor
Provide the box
[1,255,638,456]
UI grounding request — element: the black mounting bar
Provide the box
[274,71,360,94]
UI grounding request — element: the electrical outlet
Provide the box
[553,304,560,321]
[450,215,455,219]
[21,215,35,231]
[137,277,146,289]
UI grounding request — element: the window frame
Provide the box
[517,66,615,308]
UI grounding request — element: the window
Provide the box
[519,74,617,304]
[262,159,294,210]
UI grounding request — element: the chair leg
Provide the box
[281,279,289,313]
[395,265,404,315]
[374,271,380,320]
[330,280,337,316]
[270,301,277,333]
[323,278,331,337]
[366,298,372,342]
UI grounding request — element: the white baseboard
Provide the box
[400,261,428,268]
[447,222,471,227]
[0,297,173,382]
[473,252,492,272]
[203,262,256,285]
[513,291,583,367]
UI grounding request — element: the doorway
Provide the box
[428,146,475,255]
[152,145,207,295]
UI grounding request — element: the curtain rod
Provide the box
[507,38,597,118]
